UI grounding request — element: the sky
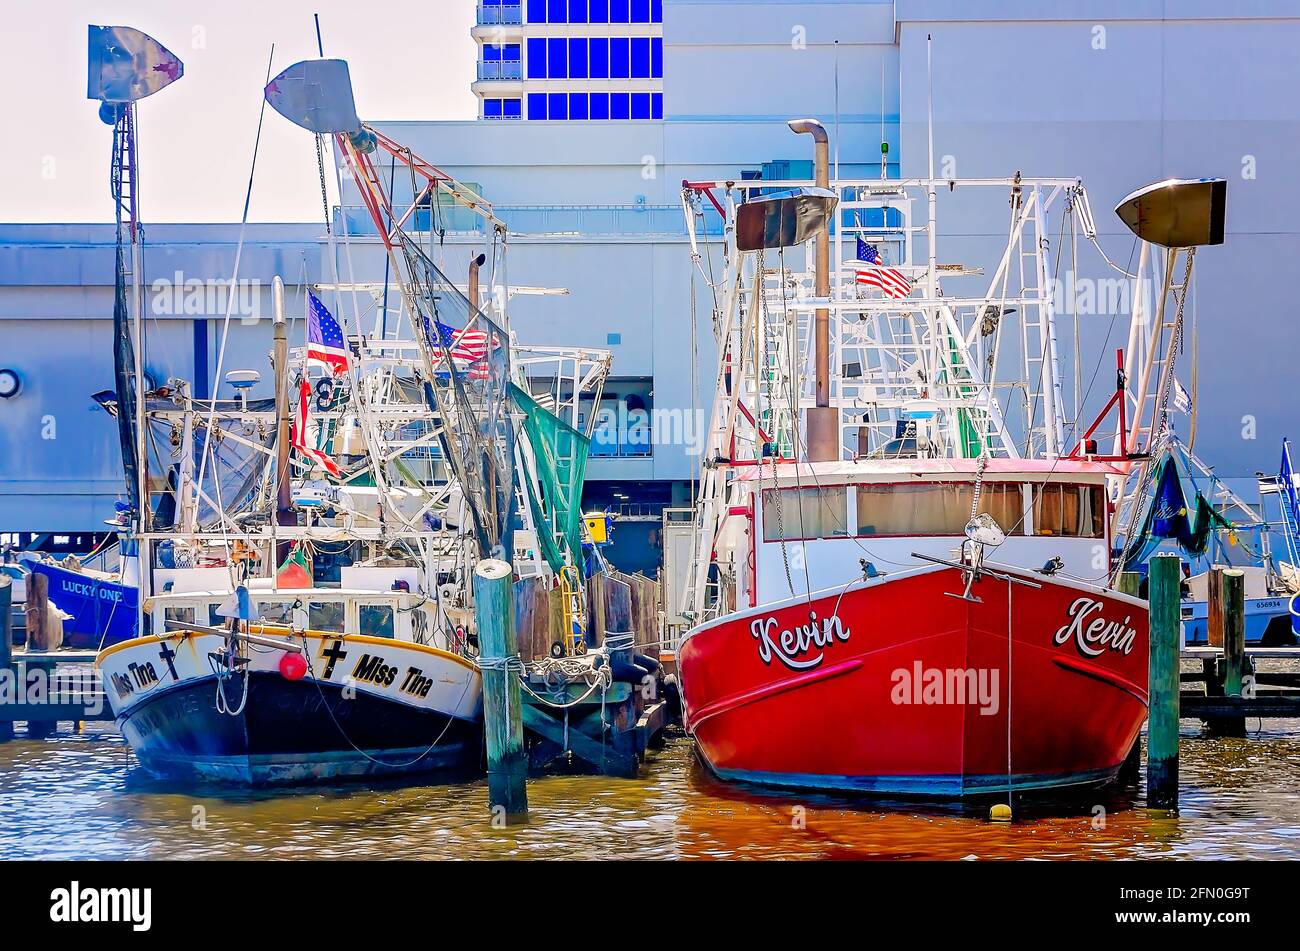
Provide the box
[3,0,477,223]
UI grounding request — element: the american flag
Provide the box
[292,379,339,476]
[855,237,913,299]
[432,319,492,378]
[306,291,351,376]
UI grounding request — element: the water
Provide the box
[2,722,1298,860]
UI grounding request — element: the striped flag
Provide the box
[855,237,913,299]
[306,291,351,376]
[432,320,494,378]
[292,379,339,476]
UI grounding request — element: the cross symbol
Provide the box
[158,641,179,680]
[321,639,348,679]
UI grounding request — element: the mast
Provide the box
[273,276,293,562]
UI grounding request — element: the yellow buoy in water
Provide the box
[989,803,1012,822]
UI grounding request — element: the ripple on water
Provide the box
[1,723,1299,859]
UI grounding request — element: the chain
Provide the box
[315,134,332,236]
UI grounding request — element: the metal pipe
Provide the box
[468,252,487,314]
[273,276,294,558]
[789,118,837,462]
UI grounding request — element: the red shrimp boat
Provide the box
[672,138,1177,797]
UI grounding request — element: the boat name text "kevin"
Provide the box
[751,612,851,671]
[1053,597,1137,658]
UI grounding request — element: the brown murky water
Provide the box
[1,720,1298,859]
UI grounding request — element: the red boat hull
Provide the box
[679,565,1149,797]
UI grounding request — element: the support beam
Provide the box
[1147,553,1181,809]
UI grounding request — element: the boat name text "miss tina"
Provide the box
[1054,597,1137,658]
[751,612,851,670]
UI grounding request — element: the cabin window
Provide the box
[762,486,848,540]
[1032,483,1106,538]
[359,604,396,639]
[207,603,225,626]
[308,601,346,633]
[258,601,295,626]
[163,606,195,630]
[856,482,1024,536]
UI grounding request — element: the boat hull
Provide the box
[679,565,1149,797]
[98,630,482,785]
[27,561,136,649]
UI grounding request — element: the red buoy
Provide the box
[278,651,307,681]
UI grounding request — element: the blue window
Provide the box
[609,92,630,119]
[569,92,589,119]
[589,92,609,119]
[609,37,630,78]
[631,37,650,78]
[504,98,522,118]
[569,38,588,78]
[548,92,568,120]
[631,0,650,22]
[548,0,567,22]
[651,37,663,77]
[527,37,547,78]
[548,37,567,78]
[483,44,501,61]
[528,92,547,119]
[484,98,502,118]
[589,37,609,78]
[588,0,609,21]
[631,92,651,119]
[528,0,548,22]
[651,0,662,22]
[484,43,520,61]
[569,0,588,22]
[609,0,629,22]
[651,91,663,119]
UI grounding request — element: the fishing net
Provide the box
[510,384,590,573]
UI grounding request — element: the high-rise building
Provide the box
[472,0,664,121]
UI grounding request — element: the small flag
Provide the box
[855,238,912,299]
[292,379,340,476]
[1172,378,1192,414]
[306,291,351,376]
[276,541,313,589]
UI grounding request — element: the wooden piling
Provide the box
[473,558,528,824]
[0,576,12,742]
[1208,567,1247,737]
[1117,571,1142,598]
[1147,553,1181,809]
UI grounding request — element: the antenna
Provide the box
[314,13,325,57]
[880,57,887,180]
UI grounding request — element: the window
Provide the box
[651,91,663,119]
[589,37,609,77]
[207,603,224,626]
[610,0,630,22]
[548,92,568,119]
[258,601,295,626]
[609,91,630,119]
[547,37,567,78]
[163,605,195,627]
[548,0,567,22]
[651,0,662,22]
[589,91,609,119]
[484,98,502,118]
[631,0,650,22]
[631,37,650,78]
[569,37,588,78]
[503,98,522,118]
[528,92,547,119]
[1033,483,1106,538]
[569,92,589,119]
[569,0,588,22]
[308,601,346,633]
[589,0,609,21]
[856,482,1025,537]
[527,37,547,78]
[763,486,849,541]
[360,604,395,639]
[651,37,663,78]
[609,37,630,78]
[631,92,651,119]
[527,0,547,22]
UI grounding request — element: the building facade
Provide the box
[472,0,664,121]
[2,1,1298,572]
